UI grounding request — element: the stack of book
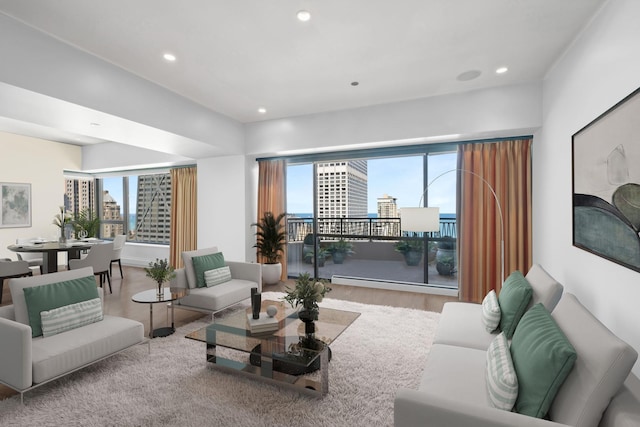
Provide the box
[247,313,279,334]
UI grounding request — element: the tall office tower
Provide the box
[102,190,124,237]
[135,174,172,244]
[377,194,398,218]
[316,160,368,218]
[64,178,95,215]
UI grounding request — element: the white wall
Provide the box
[536,0,640,375]
[197,155,250,261]
[0,131,81,259]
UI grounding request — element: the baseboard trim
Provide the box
[330,275,459,297]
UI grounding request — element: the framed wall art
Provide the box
[1,182,31,228]
[573,86,640,272]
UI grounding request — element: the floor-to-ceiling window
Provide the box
[285,145,458,290]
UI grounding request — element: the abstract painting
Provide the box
[573,86,640,272]
[1,182,31,228]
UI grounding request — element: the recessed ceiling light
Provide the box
[456,70,481,81]
[296,10,311,22]
[163,53,176,62]
[351,81,359,86]
[258,107,267,114]
[89,122,100,126]
[496,67,508,74]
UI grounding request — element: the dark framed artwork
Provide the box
[573,86,640,272]
[1,182,32,228]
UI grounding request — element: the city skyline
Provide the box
[287,152,458,216]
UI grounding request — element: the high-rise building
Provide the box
[102,190,124,237]
[135,174,172,243]
[377,193,398,218]
[316,160,368,219]
[64,178,95,215]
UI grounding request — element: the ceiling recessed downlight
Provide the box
[163,53,176,62]
[496,67,508,74]
[296,10,311,22]
[258,107,267,114]
[456,70,481,81]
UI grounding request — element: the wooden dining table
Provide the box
[7,240,102,274]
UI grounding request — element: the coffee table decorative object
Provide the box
[283,272,331,335]
[144,258,176,298]
[185,297,359,396]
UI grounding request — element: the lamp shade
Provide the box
[400,207,440,232]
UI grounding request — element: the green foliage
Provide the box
[304,246,330,261]
[394,238,424,254]
[438,236,456,250]
[252,212,287,264]
[144,258,176,285]
[327,239,355,255]
[52,206,72,229]
[283,273,331,311]
[72,208,101,238]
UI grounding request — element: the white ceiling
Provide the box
[0,0,605,154]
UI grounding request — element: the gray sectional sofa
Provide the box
[0,267,145,403]
[172,246,262,314]
[395,264,640,427]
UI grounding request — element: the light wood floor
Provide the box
[0,265,456,400]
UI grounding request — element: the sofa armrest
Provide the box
[226,261,262,291]
[171,268,189,289]
[394,389,572,427]
[0,316,32,391]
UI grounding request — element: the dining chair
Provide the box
[68,242,114,293]
[15,238,44,274]
[0,259,33,304]
[110,234,126,278]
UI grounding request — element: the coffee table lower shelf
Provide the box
[204,342,329,397]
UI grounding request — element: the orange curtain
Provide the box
[169,166,197,269]
[257,159,287,279]
[458,139,532,302]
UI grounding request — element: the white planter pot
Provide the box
[261,263,282,285]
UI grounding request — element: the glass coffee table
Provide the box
[185,299,360,396]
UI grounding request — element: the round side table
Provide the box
[132,287,188,338]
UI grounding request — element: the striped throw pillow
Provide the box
[486,332,519,411]
[204,266,232,287]
[482,289,501,332]
[40,298,103,338]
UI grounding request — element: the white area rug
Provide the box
[0,293,439,427]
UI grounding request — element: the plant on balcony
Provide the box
[304,246,331,267]
[436,236,457,274]
[327,239,354,264]
[252,211,287,285]
[436,256,456,276]
[394,238,424,266]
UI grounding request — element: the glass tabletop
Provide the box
[185,299,361,364]
[131,287,188,304]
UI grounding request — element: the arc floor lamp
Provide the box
[400,168,505,286]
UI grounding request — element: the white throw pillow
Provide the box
[482,289,501,332]
[204,266,232,287]
[486,332,519,411]
[40,297,103,338]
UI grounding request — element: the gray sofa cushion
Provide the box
[176,279,254,312]
[31,315,144,384]
[549,293,638,427]
[182,246,219,289]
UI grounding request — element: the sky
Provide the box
[286,152,458,215]
[102,176,138,213]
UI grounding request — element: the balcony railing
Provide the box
[287,216,457,242]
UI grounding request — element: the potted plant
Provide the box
[144,258,176,297]
[52,206,72,243]
[327,239,354,264]
[283,272,331,326]
[436,236,457,275]
[72,208,101,239]
[302,233,315,264]
[394,238,424,266]
[436,256,456,276]
[252,211,287,285]
[304,246,330,267]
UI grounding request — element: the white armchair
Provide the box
[110,234,126,278]
[68,243,114,293]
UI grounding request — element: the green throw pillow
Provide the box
[498,271,532,339]
[510,303,577,418]
[23,275,100,338]
[191,252,225,288]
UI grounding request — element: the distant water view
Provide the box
[129,213,136,230]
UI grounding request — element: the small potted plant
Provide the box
[327,239,354,264]
[52,206,72,243]
[252,212,287,285]
[283,272,331,330]
[145,258,176,297]
[72,207,101,239]
[304,246,330,267]
[436,236,457,273]
[394,238,424,266]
